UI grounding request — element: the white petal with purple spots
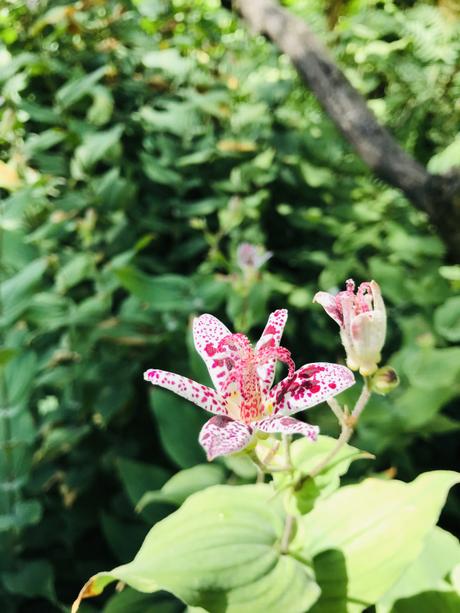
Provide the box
[253,415,319,441]
[144,369,227,415]
[199,416,253,460]
[270,362,355,416]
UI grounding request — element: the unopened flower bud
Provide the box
[370,366,399,395]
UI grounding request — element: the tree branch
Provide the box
[234,0,460,261]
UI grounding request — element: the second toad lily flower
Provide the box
[314,279,386,376]
[144,310,355,461]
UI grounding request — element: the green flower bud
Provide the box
[370,366,399,395]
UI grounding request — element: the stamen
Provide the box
[346,278,355,293]
[356,282,372,313]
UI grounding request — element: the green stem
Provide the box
[297,379,372,486]
[308,423,353,479]
[326,396,345,424]
[280,513,295,553]
[351,380,371,420]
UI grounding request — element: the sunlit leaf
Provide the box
[72,485,320,613]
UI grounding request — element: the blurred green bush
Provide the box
[0,0,459,610]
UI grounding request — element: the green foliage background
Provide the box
[0,0,459,610]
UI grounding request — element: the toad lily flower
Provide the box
[314,279,386,376]
[144,310,355,461]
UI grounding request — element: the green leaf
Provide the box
[116,458,173,522]
[117,458,170,507]
[141,153,183,186]
[56,66,107,109]
[114,267,193,312]
[142,49,192,79]
[137,464,226,511]
[428,133,460,174]
[55,253,95,293]
[87,86,114,126]
[24,128,66,156]
[403,347,460,390]
[149,388,207,469]
[0,500,42,532]
[138,103,200,137]
[0,348,17,366]
[34,426,90,463]
[389,591,460,613]
[434,296,460,342]
[273,435,372,515]
[2,560,56,601]
[376,527,460,613]
[0,258,47,325]
[73,485,320,613]
[100,513,148,563]
[72,125,123,176]
[5,350,37,405]
[296,471,460,611]
[103,587,182,613]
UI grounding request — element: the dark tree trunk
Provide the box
[233,0,460,261]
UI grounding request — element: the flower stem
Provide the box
[308,423,353,478]
[298,378,372,484]
[282,433,292,468]
[326,396,345,424]
[351,381,371,420]
[280,513,295,553]
[250,450,291,474]
[262,440,281,466]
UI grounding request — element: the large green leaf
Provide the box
[295,471,459,612]
[72,485,320,613]
[376,527,460,613]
